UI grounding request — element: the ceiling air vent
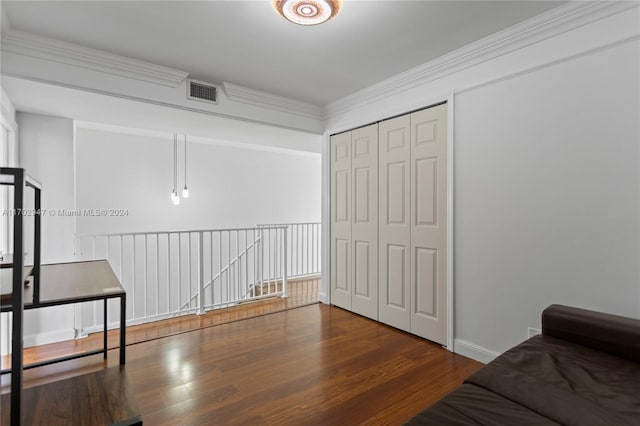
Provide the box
[187,79,218,104]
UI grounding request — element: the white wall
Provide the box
[1,87,18,158]
[18,112,76,262]
[324,4,640,362]
[75,126,321,236]
[454,38,639,356]
[1,86,18,254]
[0,86,18,355]
[16,112,77,347]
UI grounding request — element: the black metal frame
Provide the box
[0,288,126,371]
[1,167,127,425]
[1,167,40,426]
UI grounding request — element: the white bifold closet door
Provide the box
[330,124,378,320]
[351,124,378,319]
[378,104,448,343]
[330,131,351,310]
[409,105,448,344]
[331,102,448,345]
[378,114,412,330]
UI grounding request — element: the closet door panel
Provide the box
[331,132,352,310]
[410,103,448,343]
[351,124,379,319]
[378,115,411,331]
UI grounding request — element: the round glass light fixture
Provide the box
[272,0,343,26]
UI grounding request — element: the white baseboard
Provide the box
[24,328,75,349]
[454,338,499,364]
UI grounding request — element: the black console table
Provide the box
[1,259,127,370]
[0,168,136,425]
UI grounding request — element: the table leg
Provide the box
[120,293,126,365]
[103,298,108,359]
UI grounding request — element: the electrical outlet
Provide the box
[528,327,541,338]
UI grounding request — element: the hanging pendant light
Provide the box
[271,0,343,26]
[171,133,180,205]
[182,135,189,198]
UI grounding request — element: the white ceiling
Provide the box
[2,0,563,107]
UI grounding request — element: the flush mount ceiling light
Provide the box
[271,0,343,26]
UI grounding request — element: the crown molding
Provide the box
[3,71,322,134]
[0,29,188,87]
[223,82,323,121]
[323,1,638,119]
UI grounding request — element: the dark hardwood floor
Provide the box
[2,301,481,425]
[1,277,321,369]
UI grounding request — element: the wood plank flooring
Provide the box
[1,301,481,425]
[1,277,320,369]
[1,367,142,426]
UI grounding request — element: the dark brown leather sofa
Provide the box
[407,304,640,425]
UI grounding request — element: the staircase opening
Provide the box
[73,223,321,337]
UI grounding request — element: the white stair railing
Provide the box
[74,225,288,334]
[178,232,262,312]
[257,222,321,278]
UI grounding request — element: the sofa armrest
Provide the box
[542,304,640,362]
